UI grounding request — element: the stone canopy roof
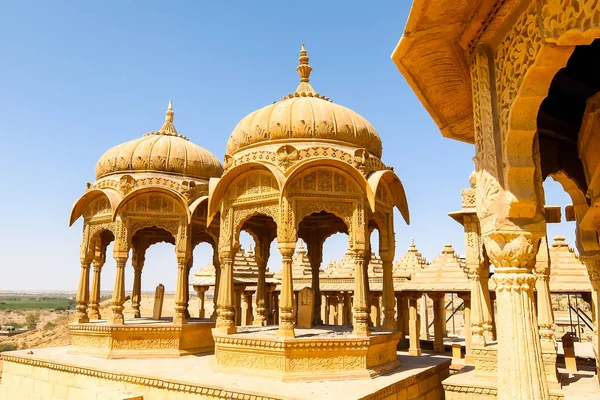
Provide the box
[548,236,592,293]
[393,239,429,275]
[402,244,470,292]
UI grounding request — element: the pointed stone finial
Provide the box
[552,236,568,247]
[408,238,417,252]
[442,244,455,254]
[297,44,312,83]
[159,100,178,136]
[297,239,306,253]
[166,100,174,122]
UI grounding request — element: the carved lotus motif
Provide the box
[118,175,135,195]
[180,180,196,201]
[276,145,299,169]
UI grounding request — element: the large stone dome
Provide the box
[95,102,223,181]
[226,45,383,158]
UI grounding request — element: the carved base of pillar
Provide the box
[443,366,565,400]
[73,312,89,324]
[173,313,187,325]
[470,344,497,378]
[212,326,401,381]
[408,348,422,357]
[68,318,215,358]
[87,307,101,321]
[108,313,124,325]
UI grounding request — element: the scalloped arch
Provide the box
[111,186,191,223]
[69,189,121,226]
[207,162,284,226]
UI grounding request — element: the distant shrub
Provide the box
[43,322,56,330]
[25,311,41,329]
[0,343,17,352]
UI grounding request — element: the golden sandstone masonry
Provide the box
[2,0,600,398]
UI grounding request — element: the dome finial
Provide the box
[297,44,312,83]
[165,100,174,123]
[158,100,179,136]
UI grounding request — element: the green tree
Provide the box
[25,311,40,329]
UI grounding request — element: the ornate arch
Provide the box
[207,162,285,226]
[232,206,280,247]
[127,220,180,244]
[111,186,190,223]
[496,1,600,219]
[70,188,121,226]
[550,170,600,252]
[367,170,410,223]
[282,157,374,208]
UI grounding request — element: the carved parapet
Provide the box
[212,330,401,381]
[69,320,215,358]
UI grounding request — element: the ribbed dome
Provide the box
[95,102,223,180]
[226,45,383,158]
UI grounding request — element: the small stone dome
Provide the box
[226,45,383,158]
[95,102,223,181]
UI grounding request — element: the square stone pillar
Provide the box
[234,289,243,326]
[396,294,406,349]
[420,294,429,340]
[195,286,207,319]
[370,295,381,327]
[408,295,421,356]
[242,292,253,326]
[459,294,471,357]
[329,295,339,325]
[431,293,446,353]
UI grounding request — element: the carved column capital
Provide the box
[484,232,540,273]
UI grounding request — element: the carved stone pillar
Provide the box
[329,294,339,325]
[396,294,406,349]
[463,212,494,347]
[352,250,370,337]
[242,292,253,326]
[234,289,243,326]
[535,237,560,388]
[420,294,429,340]
[431,293,445,353]
[459,294,471,357]
[580,252,600,384]
[307,237,324,325]
[215,252,236,334]
[88,258,104,320]
[173,256,189,325]
[381,251,396,331]
[74,259,91,323]
[254,250,267,326]
[109,256,127,325]
[195,286,207,318]
[338,292,347,325]
[131,247,144,319]
[408,295,421,356]
[486,234,549,400]
[211,251,221,321]
[277,243,296,338]
[321,294,327,323]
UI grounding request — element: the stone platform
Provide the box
[0,347,450,400]
[213,325,401,381]
[442,365,600,400]
[69,317,215,358]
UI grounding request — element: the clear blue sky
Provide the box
[0,1,574,291]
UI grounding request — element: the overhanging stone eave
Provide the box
[392,1,480,144]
